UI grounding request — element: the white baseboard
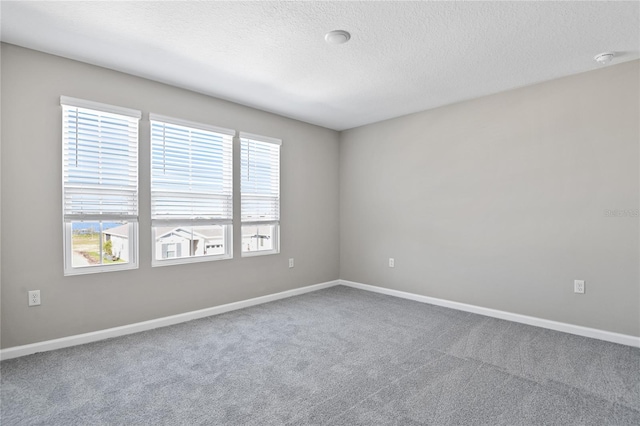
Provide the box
[3,278,637,360]
[339,279,640,348]
[0,280,340,361]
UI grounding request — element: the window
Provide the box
[150,114,234,266]
[240,132,281,256]
[61,97,140,275]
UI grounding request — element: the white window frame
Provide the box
[150,114,234,267]
[240,132,281,257]
[61,96,140,275]
[241,223,280,258]
[151,224,233,267]
[63,222,139,275]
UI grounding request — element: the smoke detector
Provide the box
[325,30,351,45]
[594,52,614,65]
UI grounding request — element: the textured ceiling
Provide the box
[1,1,638,131]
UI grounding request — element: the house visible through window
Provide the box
[61,96,140,275]
[150,114,234,266]
[240,132,281,256]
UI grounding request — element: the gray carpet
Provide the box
[1,285,639,425]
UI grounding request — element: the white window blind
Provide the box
[61,97,140,221]
[150,114,234,225]
[240,132,281,224]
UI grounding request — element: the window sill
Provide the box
[152,253,232,268]
[241,249,280,258]
[64,262,139,276]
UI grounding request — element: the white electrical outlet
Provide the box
[389,258,395,268]
[574,280,585,294]
[289,258,294,268]
[28,290,41,306]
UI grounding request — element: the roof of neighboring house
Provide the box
[102,224,129,238]
[155,226,223,241]
[242,225,274,239]
[106,225,272,241]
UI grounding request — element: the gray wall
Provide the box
[340,60,640,337]
[0,44,340,348]
[2,43,638,350]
